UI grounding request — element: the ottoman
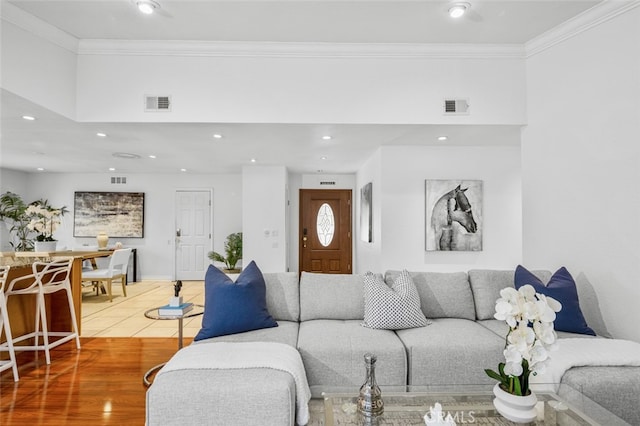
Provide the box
[146,342,310,426]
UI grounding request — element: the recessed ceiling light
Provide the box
[180,168,187,172]
[36,167,45,171]
[448,2,469,18]
[438,136,448,141]
[96,132,107,137]
[321,156,327,160]
[148,154,157,159]
[136,0,159,14]
[109,167,116,171]
[22,115,36,121]
[322,135,332,140]
[250,158,257,163]
[213,134,223,139]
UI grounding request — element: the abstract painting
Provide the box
[425,180,482,251]
[73,192,145,238]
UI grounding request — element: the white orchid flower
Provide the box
[508,322,535,352]
[540,294,562,313]
[518,284,537,302]
[494,299,517,327]
[533,321,557,345]
[504,360,524,377]
[530,341,549,365]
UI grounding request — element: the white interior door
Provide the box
[175,190,212,280]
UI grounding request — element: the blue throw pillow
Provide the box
[194,261,278,341]
[514,265,595,336]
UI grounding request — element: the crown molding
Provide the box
[0,1,79,53]
[526,0,640,57]
[77,39,525,59]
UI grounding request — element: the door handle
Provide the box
[302,236,307,248]
[176,228,181,237]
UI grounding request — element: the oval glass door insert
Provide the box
[316,203,335,247]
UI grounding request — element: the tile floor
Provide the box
[80,279,205,338]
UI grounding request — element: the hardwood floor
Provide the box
[0,337,182,425]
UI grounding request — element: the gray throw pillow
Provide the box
[362,270,430,330]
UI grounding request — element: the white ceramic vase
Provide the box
[34,241,57,252]
[492,383,538,423]
[96,231,109,249]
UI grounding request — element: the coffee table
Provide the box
[320,384,630,425]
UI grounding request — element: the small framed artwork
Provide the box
[425,180,482,251]
[360,182,373,243]
[73,191,145,238]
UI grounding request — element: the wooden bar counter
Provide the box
[1,250,112,345]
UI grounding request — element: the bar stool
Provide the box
[0,265,19,381]
[0,257,81,365]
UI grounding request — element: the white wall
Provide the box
[76,52,526,125]
[376,145,522,272]
[523,7,640,342]
[0,21,77,119]
[2,171,242,280]
[242,165,288,273]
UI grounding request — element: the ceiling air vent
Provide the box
[320,181,336,185]
[145,95,171,112]
[443,98,470,115]
[110,176,127,184]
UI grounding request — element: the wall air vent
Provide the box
[320,181,336,185]
[145,95,171,112]
[443,98,470,115]
[110,176,127,184]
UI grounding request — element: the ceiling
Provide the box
[0,0,602,174]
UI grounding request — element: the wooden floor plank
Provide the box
[0,337,181,425]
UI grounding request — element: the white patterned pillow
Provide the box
[362,270,430,330]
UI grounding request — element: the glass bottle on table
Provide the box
[357,353,384,418]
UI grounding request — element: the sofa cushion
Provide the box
[297,319,407,396]
[385,271,475,320]
[395,318,505,386]
[515,265,595,336]
[469,269,552,320]
[299,272,365,321]
[263,272,300,322]
[362,270,429,330]
[194,261,277,341]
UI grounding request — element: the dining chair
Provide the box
[81,248,133,302]
[0,265,19,381]
[0,257,81,365]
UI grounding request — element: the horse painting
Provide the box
[426,180,482,251]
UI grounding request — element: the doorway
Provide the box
[175,190,212,280]
[299,189,352,274]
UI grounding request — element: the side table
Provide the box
[142,303,204,386]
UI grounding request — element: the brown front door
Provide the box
[299,189,352,274]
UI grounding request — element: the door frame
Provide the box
[173,188,213,280]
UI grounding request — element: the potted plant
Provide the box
[0,192,68,252]
[208,232,242,272]
[485,285,562,423]
[0,191,32,251]
[26,199,68,251]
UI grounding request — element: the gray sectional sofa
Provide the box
[146,269,640,425]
